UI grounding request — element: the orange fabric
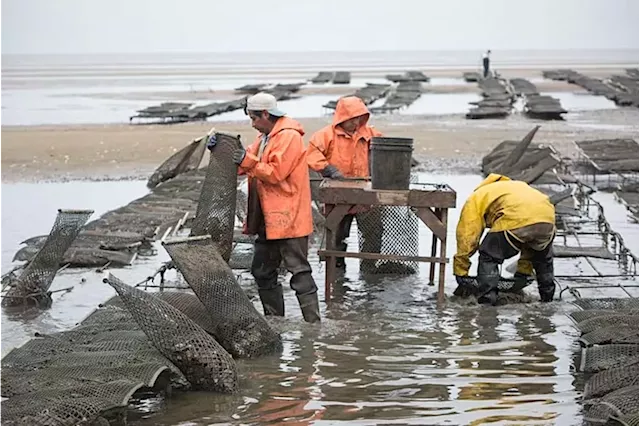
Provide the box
[239,116,313,240]
[306,96,382,178]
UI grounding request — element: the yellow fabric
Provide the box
[453,174,556,276]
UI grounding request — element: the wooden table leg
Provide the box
[438,208,448,304]
[325,225,336,303]
[323,203,349,304]
[428,208,439,286]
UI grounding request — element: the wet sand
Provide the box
[2,108,638,182]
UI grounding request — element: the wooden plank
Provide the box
[412,207,446,241]
[317,250,449,264]
[319,186,456,208]
[438,209,449,304]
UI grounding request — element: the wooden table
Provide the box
[317,180,457,303]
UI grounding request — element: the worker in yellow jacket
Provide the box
[453,174,556,305]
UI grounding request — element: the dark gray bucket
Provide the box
[370,137,414,190]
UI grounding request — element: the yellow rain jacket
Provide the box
[453,174,555,277]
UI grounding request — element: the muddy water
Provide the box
[1,174,638,425]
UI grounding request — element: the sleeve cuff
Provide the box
[240,152,258,169]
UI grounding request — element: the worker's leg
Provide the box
[280,236,321,323]
[530,244,555,302]
[511,250,534,292]
[251,235,285,316]
[509,223,556,301]
[477,231,520,305]
[335,214,355,269]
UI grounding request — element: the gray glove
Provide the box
[232,148,246,165]
[320,164,344,180]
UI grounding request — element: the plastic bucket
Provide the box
[370,137,414,190]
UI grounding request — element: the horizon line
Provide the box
[2,47,639,56]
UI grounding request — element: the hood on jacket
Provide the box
[332,96,370,128]
[474,173,511,191]
[269,116,305,137]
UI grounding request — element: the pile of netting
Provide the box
[1,252,282,424]
[569,297,639,425]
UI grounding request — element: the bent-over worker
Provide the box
[234,92,320,323]
[306,96,382,269]
[453,174,556,305]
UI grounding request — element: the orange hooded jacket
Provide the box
[306,96,382,177]
[238,116,313,240]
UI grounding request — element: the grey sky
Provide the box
[2,0,638,54]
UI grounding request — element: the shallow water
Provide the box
[1,173,638,425]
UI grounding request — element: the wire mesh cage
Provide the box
[104,273,239,393]
[190,132,243,262]
[2,209,93,308]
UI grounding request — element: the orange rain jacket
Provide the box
[306,96,382,177]
[238,117,313,240]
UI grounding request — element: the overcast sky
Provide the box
[2,0,638,54]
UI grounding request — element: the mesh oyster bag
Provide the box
[155,291,219,336]
[1,380,144,426]
[573,298,639,311]
[604,412,640,426]
[104,273,238,393]
[570,309,639,324]
[579,344,640,373]
[584,385,639,425]
[3,209,93,307]
[579,325,639,347]
[189,132,242,262]
[162,236,282,358]
[147,136,207,189]
[583,363,639,400]
[575,315,639,335]
[356,206,419,275]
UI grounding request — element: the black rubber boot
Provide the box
[476,260,500,306]
[258,286,285,316]
[296,292,321,323]
[510,272,532,292]
[336,241,347,270]
[537,272,555,302]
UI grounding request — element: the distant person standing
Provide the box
[482,50,491,78]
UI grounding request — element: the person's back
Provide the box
[454,174,556,305]
[471,179,555,232]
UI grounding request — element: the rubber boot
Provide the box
[258,286,285,316]
[336,241,347,270]
[510,272,532,292]
[537,272,555,302]
[296,292,321,323]
[476,260,500,306]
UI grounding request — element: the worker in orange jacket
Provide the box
[234,92,320,323]
[307,96,382,269]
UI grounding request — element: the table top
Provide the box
[319,180,456,193]
[318,180,457,208]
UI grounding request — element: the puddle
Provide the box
[540,92,617,111]
[1,173,637,425]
